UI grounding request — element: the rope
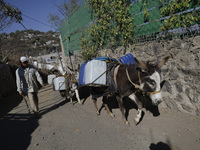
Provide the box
[91,65,112,84]
[146,90,161,94]
[126,68,141,89]
[125,68,161,95]
[112,57,122,64]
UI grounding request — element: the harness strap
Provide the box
[125,68,160,95]
[126,68,141,89]
[64,73,78,83]
[146,90,160,94]
[113,65,120,88]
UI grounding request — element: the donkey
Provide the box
[91,56,170,125]
[65,67,82,105]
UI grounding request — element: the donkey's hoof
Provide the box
[125,121,130,125]
[96,111,100,115]
[109,113,115,118]
[134,118,140,125]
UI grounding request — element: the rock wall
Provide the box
[0,64,16,97]
[133,36,200,115]
[62,35,200,115]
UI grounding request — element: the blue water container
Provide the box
[78,63,87,86]
[120,53,137,65]
[94,57,118,62]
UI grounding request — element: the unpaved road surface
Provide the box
[1,85,200,150]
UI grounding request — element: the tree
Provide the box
[48,0,83,29]
[0,0,22,32]
[39,39,45,45]
[80,0,134,61]
[0,0,22,63]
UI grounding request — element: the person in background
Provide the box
[16,56,45,115]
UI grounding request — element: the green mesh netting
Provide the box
[60,0,199,56]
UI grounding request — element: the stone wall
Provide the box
[62,35,200,115]
[0,64,16,97]
[133,36,200,115]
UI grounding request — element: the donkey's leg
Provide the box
[93,98,100,115]
[116,95,129,125]
[128,93,143,125]
[69,91,73,104]
[75,89,81,105]
[102,96,115,118]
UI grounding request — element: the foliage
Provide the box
[80,0,134,61]
[0,30,60,64]
[141,0,149,23]
[0,0,23,63]
[0,0,22,32]
[80,34,98,61]
[48,0,83,28]
[160,0,200,31]
[39,39,45,45]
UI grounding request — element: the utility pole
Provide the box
[57,46,65,72]
[67,16,74,71]
[69,50,74,70]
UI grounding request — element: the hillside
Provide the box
[0,30,60,65]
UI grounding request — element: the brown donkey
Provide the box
[92,56,170,125]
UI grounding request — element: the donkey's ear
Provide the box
[134,57,147,71]
[156,56,170,70]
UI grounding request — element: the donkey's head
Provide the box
[134,56,170,105]
[67,66,79,80]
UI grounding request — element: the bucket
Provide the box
[53,77,66,90]
[47,74,56,84]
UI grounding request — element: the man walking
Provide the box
[16,56,45,115]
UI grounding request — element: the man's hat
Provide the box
[20,56,28,63]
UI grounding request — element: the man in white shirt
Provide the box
[16,56,45,114]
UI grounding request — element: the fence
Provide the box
[59,0,200,56]
[131,0,200,43]
[59,2,93,56]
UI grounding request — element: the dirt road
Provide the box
[0,85,200,150]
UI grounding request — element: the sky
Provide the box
[3,0,61,33]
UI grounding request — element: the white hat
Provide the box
[20,56,28,63]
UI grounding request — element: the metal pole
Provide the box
[69,51,74,70]
[67,16,74,71]
[57,47,65,72]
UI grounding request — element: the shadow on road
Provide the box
[149,128,175,150]
[0,91,22,118]
[149,142,171,150]
[0,91,39,150]
[0,87,68,150]
[0,114,39,150]
[63,85,160,125]
[99,95,160,124]
[39,98,68,116]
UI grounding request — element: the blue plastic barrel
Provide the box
[94,57,118,62]
[120,53,137,65]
